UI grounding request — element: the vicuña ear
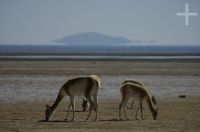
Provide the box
[46,104,50,109]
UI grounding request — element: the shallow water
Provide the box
[0,75,199,103]
[1,55,200,60]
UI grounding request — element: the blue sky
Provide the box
[0,0,199,45]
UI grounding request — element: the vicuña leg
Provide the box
[130,99,135,109]
[65,103,71,121]
[140,97,144,120]
[135,106,139,120]
[119,96,129,120]
[135,98,144,120]
[69,96,75,121]
[93,95,98,121]
[85,96,94,121]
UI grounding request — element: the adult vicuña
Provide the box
[45,75,100,121]
[119,82,158,120]
[122,80,157,109]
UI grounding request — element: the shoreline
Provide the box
[1,54,200,61]
[1,54,200,60]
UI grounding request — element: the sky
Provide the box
[0,0,200,45]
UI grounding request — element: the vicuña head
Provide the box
[82,98,90,112]
[152,107,158,120]
[45,104,54,121]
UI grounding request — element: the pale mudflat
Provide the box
[0,60,199,75]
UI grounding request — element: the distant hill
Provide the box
[54,32,131,45]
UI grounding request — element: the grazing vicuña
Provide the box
[119,83,158,120]
[45,75,100,121]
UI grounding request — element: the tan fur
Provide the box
[122,79,145,86]
[122,80,157,108]
[119,83,158,120]
[90,75,101,87]
[45,75,100,121]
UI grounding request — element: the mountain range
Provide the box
[0,32,200,55]
[54,32,131,45]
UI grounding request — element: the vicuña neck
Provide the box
[145,95,154,113]
[51,94,63,110]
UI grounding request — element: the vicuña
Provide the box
[45,75,100,121]
[119,82,158,120]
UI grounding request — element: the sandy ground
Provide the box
[0,97,200,132]
[0,60,200,132]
